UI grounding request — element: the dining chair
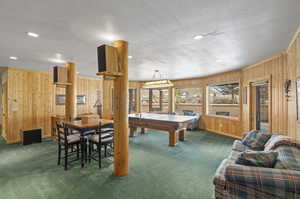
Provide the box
[56,122,81,170]
[88,124,114,168]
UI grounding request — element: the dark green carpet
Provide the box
[0,130,234,199]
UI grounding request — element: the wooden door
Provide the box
[2,82,8,139]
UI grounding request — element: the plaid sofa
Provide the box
[213,134,300,199]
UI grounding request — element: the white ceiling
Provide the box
[0,0,299,81]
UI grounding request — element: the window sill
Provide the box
[175,103,202,106]
[205,114,240,121]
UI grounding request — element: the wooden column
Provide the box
[65,62,77,121]
[113,40,129,176]
[168,87,175,113]
[159,89,163,111]
[103,79,114,119]
[137,87,141,113]
[149,89,153,112]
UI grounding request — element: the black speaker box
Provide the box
[97,45,118,73]
[22,129,42,145]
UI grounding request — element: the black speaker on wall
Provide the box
[53,66,68,83]
[97,45,118,73]
[97,45,107,73]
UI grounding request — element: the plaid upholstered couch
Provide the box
[213,133,300,199]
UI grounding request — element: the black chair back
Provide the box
[56,122,70,145]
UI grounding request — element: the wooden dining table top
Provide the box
[65,119,114,129]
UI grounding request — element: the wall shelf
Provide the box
[54,82,72,88]
[96,71,124,77]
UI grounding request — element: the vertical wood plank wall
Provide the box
[242,53,288,134]
[287,31,300,141]
[55,76,102,116]
[5,67,102,143]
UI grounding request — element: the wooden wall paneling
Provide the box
[103,79,114,119]
[287,30,300,142]
[4,67,102,143]
[242,54,288,135]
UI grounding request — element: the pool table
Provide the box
[128,113,195,146]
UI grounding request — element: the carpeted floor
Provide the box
[0,130,234,199]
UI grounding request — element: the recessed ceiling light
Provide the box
[9,56,18,60]
[27,32,39,38]
[128,55,133,59]
[193,35,204,40]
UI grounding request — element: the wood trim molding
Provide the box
[206,129,242,139]
[244,75,272,85]
[247,75,272,132]
[287,25,300,53]
[242,52,286,71]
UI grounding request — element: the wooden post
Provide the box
[65,62,77,121]
[103,79,114,119]
[113,40,129,176]
[149,89,153,112]
[159,89,163,111]
[168,87,174,114]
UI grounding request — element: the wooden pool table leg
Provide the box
[129,127,137,137]
[169,130,178,146]
[141,128,147,134]
[179,128,186,141]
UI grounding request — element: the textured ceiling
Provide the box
[0,0,299,81]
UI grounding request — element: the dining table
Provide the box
[64,119,114,167]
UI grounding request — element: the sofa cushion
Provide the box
[228,150,241,161]
[235,151,278,168]
[232,140,250,152]
[213,158,236,188]
[274,146,300,171]
[242,131,272,150]
[264,135,300,151]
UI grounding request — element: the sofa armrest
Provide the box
[225,164,300,193]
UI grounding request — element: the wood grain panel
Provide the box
[287,30,300,142]
[242,53,288,135]
[4,67,102,143]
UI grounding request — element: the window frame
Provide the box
[141,87,169,113]
[174,86,204,115]
[206,81,241,119]
[174,86,204,106]
[128,88,137,113]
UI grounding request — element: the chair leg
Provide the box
[85,140,88,163]
[76,143,79,159]
[98,143,101,168]
[57,145,61,165]
[104,145,107,157]
[64,145,68,170]
[88,142,91,163]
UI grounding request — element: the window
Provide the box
[128,88,137,113]
[141,88,169,113]
[207,82,240,118]
[141,89,150,112]
[175,87,203,114]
